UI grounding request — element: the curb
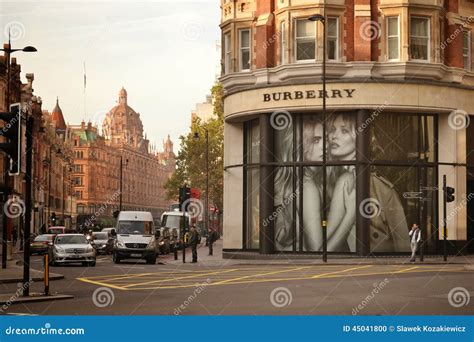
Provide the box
[0,293,74,306]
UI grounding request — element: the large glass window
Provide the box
[245,120,260,249]
[295,19,316,61]
[410,17,430,61]
[327,17,339,61]
[239,29,251,71]
[387,16,399,60]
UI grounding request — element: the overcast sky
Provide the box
[0,0,221,152]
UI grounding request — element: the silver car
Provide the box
[51,234,96,266]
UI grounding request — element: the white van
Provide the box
[160,211,190,240]
[113,211,157,264]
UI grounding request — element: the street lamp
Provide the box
[119,156,129,211]
[194,128,209,234]
[308,11,328,263]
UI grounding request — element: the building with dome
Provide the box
[70,87,176,226]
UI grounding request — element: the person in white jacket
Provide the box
[409,224,422,262]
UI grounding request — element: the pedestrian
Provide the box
[207,228,215,256]
[189,225,199,263]
[12,229,18,247]
[409,223,421,262]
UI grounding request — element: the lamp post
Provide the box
[308,11,327,263]
[0,35,37,270]
[119,156,128,212]
[194,128,209,233]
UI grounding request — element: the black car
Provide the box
[90,232,113,254]
[30,234,55,255]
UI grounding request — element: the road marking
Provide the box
[394,266,418,273]
[122,269,239,288]
[311,265,372,278]
[211,266,312,285]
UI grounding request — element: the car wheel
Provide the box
[89,261,96,267]
[113,252,121,264]
[82,262,88,266]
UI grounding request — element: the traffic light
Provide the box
[446,186,455,203]
[179,186,191,212]
[0,103,22,175]
[51,212,56,223]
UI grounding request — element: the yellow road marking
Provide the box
[312,265,372,278]
[77,277,129,290]
[122,269,239,288]
[393,266,418,273]
[211,266,312,285]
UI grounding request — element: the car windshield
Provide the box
[117,221,153,235]
[35,235,53,242]
[92,233,108,240]
[56,235,88,245]
[49,228,64,234]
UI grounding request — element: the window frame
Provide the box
[386,16,400,61]
[224,31,232,74]
[280,21,286,65]
[326,16,339,61]
[463,30,471,71]
[238,28,251,72]
[410,16,431,62]
[294,18,317,62]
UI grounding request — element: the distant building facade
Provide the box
[71,88,175,226]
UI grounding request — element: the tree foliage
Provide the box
[164,83,224,213]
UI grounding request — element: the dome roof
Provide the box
[51,97,66,130]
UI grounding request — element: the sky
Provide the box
[0,0,221,152]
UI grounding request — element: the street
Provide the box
[1,242,473,315]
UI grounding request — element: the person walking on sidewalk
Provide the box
[189,225,199,263]
[207,228,216,256]
[409,224,421,262]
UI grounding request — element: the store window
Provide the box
[327,17,339,60]
[245,120,260,249]
[387,16,400,60]
[239,29,251,71]
[464,30,471,71]
[295,19,316,61]
[410,17,430,61]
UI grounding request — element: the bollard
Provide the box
[174,245,178,260]
[44,253,50,296]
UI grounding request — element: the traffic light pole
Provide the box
[443,175,447,262]
[1,45,11,269]
[23,115,33,296]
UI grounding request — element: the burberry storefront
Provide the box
[222,81,474,257]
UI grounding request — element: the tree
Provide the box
[164,83,224,215]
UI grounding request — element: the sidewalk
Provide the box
[0,261,64,284]
[164,239,474,268]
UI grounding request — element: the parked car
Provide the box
[50,234,96,266]
[47,226,66,235]
[91,232,113,254]
[101,227,116,236]
[30,234,55,255]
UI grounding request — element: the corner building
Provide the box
[221,0,474,256]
